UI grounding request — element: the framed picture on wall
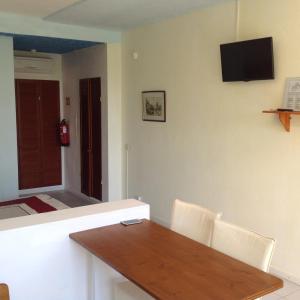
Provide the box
[142,90,166,122]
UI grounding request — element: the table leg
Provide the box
[87,253,95,300]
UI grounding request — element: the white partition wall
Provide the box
[0,36,18,200]
[0,200,149,300]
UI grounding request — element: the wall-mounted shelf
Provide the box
[263,110,300,132]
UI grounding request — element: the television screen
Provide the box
[220,37,274,82]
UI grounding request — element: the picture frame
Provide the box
[142,90,166,122]
[283,77,300,111]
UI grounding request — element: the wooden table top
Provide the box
[70,220,283,300]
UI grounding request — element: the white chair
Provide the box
[114,281,154,300]
[171,198,222,246]
[211,219,275,300]
[212,219,275,271]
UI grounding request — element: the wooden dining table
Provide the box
[69,219,283,300]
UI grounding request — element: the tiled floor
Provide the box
[263,278,300,299]
[46,190,99,207]
[25,190,98,208]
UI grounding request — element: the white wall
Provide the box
[107,43,123,201]
[62,45,107,199]
[0,36,18,199]
[0,199,149,300]
[62,44,122,202]
[122,0,300,282]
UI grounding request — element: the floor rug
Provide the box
[0,194,69,220]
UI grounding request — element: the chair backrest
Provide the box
[171,199,222,246]
[211,219,275,272]
[0,283,9,300]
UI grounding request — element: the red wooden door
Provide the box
[80,79,92,196]
[90,78,102,200]
[80,78,102,200]
[39,80,62,186]
[15,79,61,189]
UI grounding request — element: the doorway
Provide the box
[80,78,102,201]
[15,79,62,189]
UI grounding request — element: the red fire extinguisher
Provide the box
[59,119,70,146]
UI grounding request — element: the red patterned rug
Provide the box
[0,194,69,219]
[0,196,57,213]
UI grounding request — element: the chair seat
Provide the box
[0,283,9,300]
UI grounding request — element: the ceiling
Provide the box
[0,0,80,18]
[0,0,232,31]
[5,34,100,54]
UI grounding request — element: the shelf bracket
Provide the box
[278,112,291,132]
[262,110,300,132]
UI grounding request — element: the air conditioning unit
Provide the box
[14,56,54,74]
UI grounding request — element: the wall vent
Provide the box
[14,56,54,74]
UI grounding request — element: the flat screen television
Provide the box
[220,37,274,82]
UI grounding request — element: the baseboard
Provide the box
[19,185,64,195]
[270,265,300,285]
